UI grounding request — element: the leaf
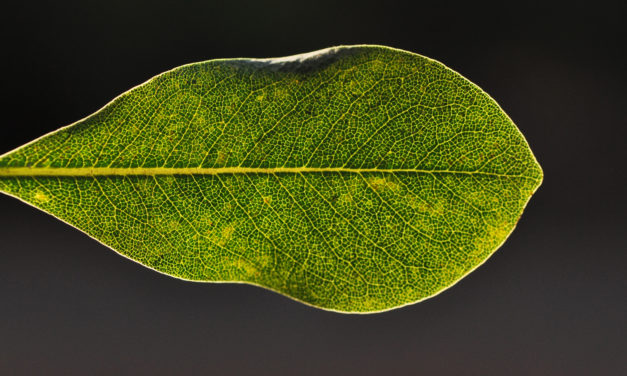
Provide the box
[0,45,542,313]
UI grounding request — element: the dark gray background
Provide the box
[1,1,625,374]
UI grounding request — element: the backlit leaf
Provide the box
[0,45,542,313]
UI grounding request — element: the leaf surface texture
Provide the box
[0,45,542,312]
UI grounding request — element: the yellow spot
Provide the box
[368,176,399,192]
[226,258,258,278]
[339,193,353,204]
[215,151,227,165]
[258,254,271,268]
[262,196,272,205]
[492,225,510,240]
[409,197,445,216]
[370,59,384,70]
[238,260,258,276]
[33,191,49,202]
[361,297,378,311]
[168,220,180,230]
[349,81,359,94]
[430,201,445,215]
[274,87,288,99]
[256,94,265,101]
[474,225,510,252]
[222,225,235,240]
[406,195,420,209]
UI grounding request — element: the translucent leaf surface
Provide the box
[0,45,542,313]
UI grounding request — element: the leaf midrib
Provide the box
[0,166,538,181]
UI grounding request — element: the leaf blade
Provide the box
[0,45,542,312]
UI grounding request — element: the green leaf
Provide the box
[0,45,542,313]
